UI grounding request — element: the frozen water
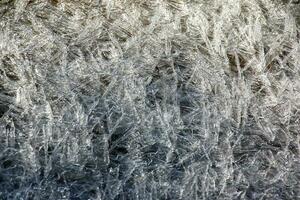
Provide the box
[0,0,300,199]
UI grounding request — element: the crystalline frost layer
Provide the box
[0,0,300,199]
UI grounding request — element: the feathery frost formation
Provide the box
[0,0,300,199]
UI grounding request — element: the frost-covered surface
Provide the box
[0,0,300,199]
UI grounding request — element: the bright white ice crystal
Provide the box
[0,0,299,199]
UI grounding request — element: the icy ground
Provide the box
[0,0,300,199]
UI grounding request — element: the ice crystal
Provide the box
[0,0,299,199]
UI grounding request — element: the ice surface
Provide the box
[0,0,300,199]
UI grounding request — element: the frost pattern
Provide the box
[0,0,300,199]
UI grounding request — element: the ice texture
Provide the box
[0,0,300,199]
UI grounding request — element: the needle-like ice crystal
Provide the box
[0,0,299,199]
